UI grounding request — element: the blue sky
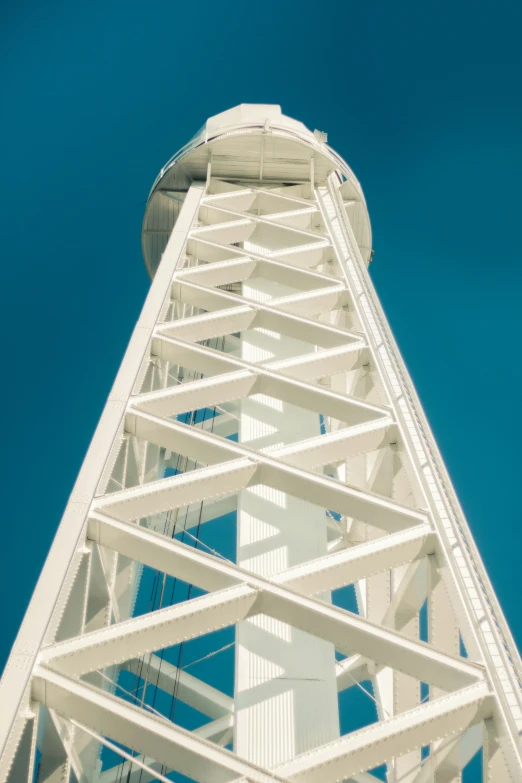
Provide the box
[1,0,521,732]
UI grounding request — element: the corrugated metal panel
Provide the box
[142,191,186,277]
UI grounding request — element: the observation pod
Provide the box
[142,104,372,278]
[1,104,522,783]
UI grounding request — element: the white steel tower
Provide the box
[1,104,521,783]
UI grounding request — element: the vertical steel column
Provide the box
[234,264,339,766]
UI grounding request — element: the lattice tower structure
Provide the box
[1,104,521,783]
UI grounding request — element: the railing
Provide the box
[146,122,368,211]
[319,177,522,766]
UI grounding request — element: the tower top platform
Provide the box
[204,104,313,137]
[142,104,372,278]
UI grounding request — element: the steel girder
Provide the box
[0,126,521,783]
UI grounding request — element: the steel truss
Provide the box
[1,106,522,783]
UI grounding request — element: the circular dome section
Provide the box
[142,104,371,278]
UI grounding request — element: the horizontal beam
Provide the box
[33,666,282,783]
[267,239,331,267]
[94,457,256,521]
[87,512,246,594]
[258,586,484,693]
[263,285,346,317]
[159,305,256,343]
[263,206,317,229]
[203,185,313,212]
[40,584,259,677]
[257,458,423,533]
[175,253,336,291]
[176,256,259,287]
[272,417,396,471]
[277,682,493,783]
[190,217,256,247]
[275,524,436,595]
[133,370,257,417]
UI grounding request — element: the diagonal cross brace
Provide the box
[32,667,492,783]
[41,519,483,692]
[113,408,418,534]
[135,342,383,425]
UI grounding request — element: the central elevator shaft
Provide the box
[234,248,340,767]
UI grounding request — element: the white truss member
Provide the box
[0,104,521,783]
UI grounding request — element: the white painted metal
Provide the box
[234,270,339,767]
[1,104,521,783]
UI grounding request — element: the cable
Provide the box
[71,720,173,783]
[114,330,237,783]
[338,659,392,720]
[167,334,224,728]
[181,641,235,671]
[96,670,166,721]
